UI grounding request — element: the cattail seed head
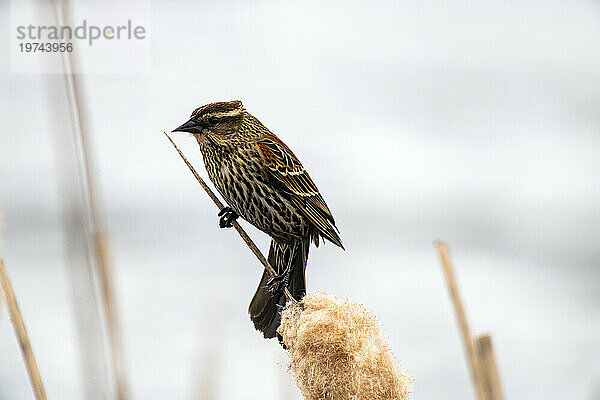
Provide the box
[279,292,412,400]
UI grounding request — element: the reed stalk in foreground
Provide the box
[0,260,48,400]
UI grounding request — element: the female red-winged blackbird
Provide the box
[173,100,343,339]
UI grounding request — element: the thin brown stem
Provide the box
[0,260,48,400]
[475,334,504,400]
[164,132,295,303]
[435,241,486,400]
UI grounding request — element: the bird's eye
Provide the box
[208,116,219,124]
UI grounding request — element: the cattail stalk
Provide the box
[435,241,486,400]
[475,334,504,400]
[0,260,48,400]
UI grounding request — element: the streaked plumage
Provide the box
[174,100,343,338]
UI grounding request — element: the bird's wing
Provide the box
[256,133,343,248]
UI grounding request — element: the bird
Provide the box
[173,100,343,339]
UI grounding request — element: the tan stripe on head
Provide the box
[210,107,244,118]
[191,100,244,118]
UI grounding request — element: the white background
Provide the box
[1,1,599,399]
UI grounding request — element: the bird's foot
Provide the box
[266,273,288,298]
[218,207,239,228]
[265,242,297,299]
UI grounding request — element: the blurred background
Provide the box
[1,0,599,399]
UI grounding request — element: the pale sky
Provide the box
[1,1,599,399]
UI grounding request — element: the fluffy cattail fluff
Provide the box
[278,292,412,400]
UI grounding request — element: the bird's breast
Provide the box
[200,143,309,242]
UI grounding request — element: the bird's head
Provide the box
[173,100,246,146]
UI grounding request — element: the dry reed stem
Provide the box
[0,260,48,400]
[57,2,129,396]
[0,289,4,322]
[93,232,127,400]
[52,11,112,397]
[475,334,504,400]
[0,207,3,320]
[279,292,412,400]
[164,131,294,302]
[435,241,486,400]
[0,286,4,318]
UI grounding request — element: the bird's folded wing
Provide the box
[256,134,343,248]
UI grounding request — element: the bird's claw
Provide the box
[218,207,239,228]
[266,274,287,298]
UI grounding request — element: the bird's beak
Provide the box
[172,118,203,134]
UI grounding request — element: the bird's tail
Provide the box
[248,239,309,339]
